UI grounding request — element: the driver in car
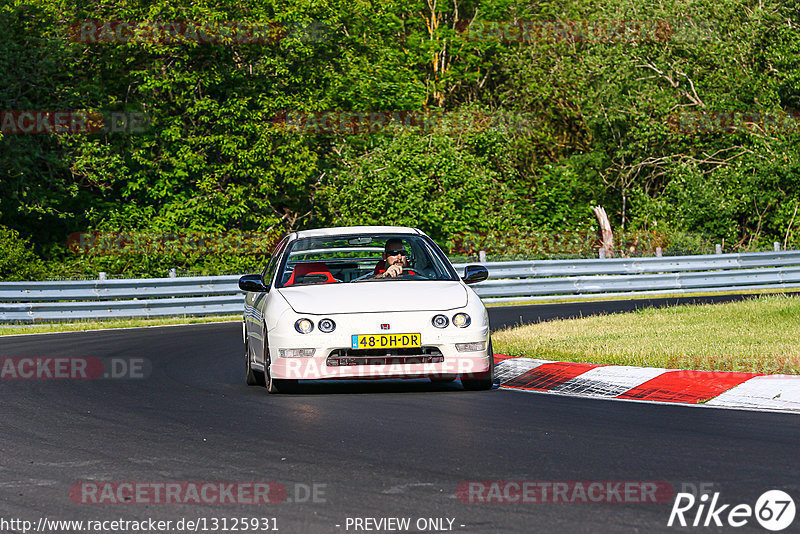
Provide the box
[373,238,414,278]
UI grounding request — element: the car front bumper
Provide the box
[267,310,491,380]
[269,351,491,380]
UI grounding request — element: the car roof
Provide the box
[291,226,424,239]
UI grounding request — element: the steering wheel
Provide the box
[387,269,430,280]
[365,268,426,280]
[395,271,428,280]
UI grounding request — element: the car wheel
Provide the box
[267,375,299,394]
[461,339,495,391]
[245,340,265,386]
[263,338,298,394]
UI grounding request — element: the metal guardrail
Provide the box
[0,276,242,322]
[454,251,800,303]
[0,275,241,302]
[1,250,799,322]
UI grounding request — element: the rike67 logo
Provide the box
[668,490,796,531]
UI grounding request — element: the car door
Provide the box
[247,235,288,366]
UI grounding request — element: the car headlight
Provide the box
[295,318,314,334]
[318,318,336,333]
[453,313,471,328]
[432,314,449,328]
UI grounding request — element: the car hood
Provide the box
[277,281,468,314]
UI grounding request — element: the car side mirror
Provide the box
[462,264,488,284]
[238,274,269,292]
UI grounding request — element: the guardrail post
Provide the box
[655,247,662,257]
[169,268,177,278]
[479,251,487,263]
[99,272,107,281]
[774,242,781,252]
[599,248,606,259]
[715,244,722,254]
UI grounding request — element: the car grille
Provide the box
[326,347,444,367]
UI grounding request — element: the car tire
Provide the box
[245,340,265,386]
[461,339,495,391]
[263,337,298,394]
[267,376,299,394]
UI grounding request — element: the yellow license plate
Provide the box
[351,333,421,350]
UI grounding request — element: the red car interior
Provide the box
[285,262,337,286]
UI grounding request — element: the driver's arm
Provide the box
[377,263,404,278]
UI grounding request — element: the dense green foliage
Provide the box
[0,224,46,280]
[2,0,799,278]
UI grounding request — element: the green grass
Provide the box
[0,315,240,336]
[492,294,800,374]
[483,287,800,307]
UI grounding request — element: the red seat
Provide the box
[285,262,337,286]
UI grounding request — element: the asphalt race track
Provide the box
[1,305,799,533]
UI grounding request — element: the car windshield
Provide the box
[276,233,457,287]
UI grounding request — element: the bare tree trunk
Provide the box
[592,205,614,258]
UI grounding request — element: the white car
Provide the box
[238,226,493,393]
